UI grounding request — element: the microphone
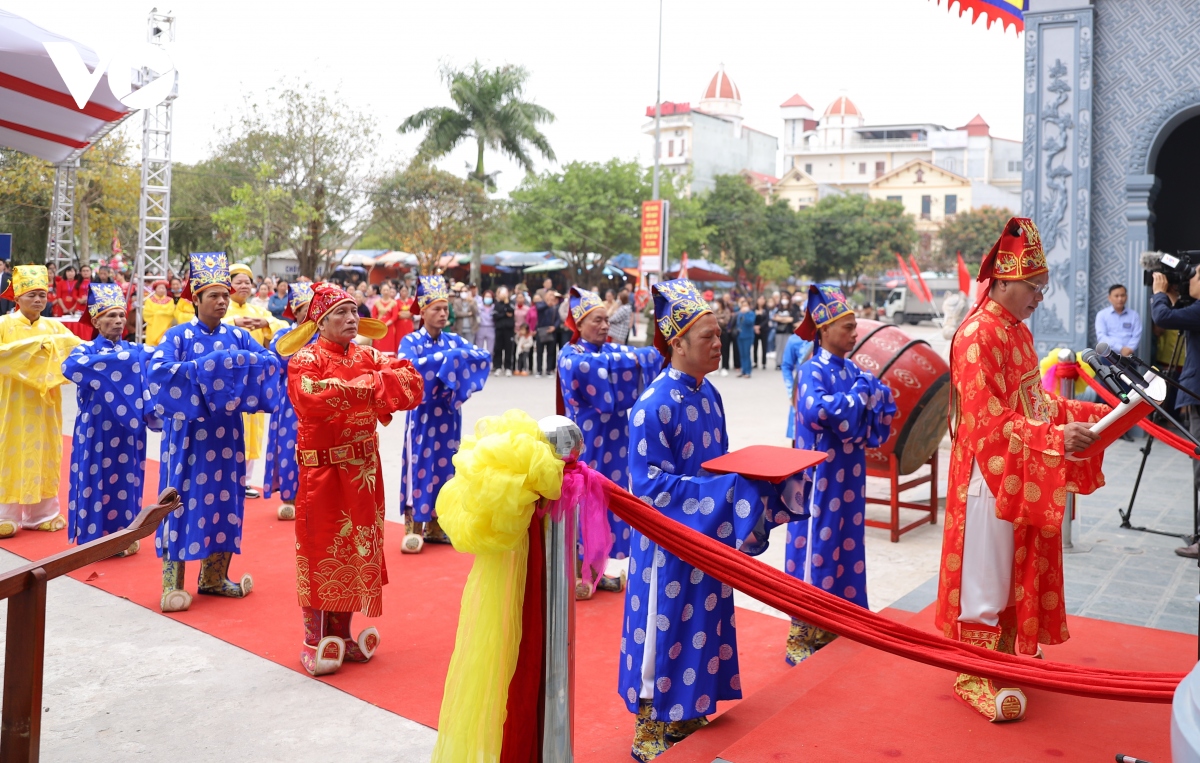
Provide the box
[1082,348,1131,403]
[1095,342,1155,376]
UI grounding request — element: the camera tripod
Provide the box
[1116,337,1200,541]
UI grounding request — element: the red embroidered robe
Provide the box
[935,298,1108,654]
[289,337,424,617]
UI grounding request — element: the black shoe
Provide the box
[1175,542,1199,559]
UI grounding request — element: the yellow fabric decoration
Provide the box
[1039,349,1095,397]
[275,321,318,358]
[431,410,565,763]
[356,317,388,341]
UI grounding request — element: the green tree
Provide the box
[216,82,378,278]
[169,156,257,271]
[509,158,646,285]
[211,162,292,268]
[800,194,916,292]
[702,174,768,285]
[761,195,808,280]
[0,149,54,263]
[937,205,1013,273]
[371,163,491,275]
[74,134,140,266]
[657,170,712,263]
[399,61,555,284]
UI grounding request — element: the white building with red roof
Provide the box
[642,65,777,194]
[777,95,1021,208]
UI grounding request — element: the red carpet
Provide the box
[661,605,1189,762]
[1,439,796,761]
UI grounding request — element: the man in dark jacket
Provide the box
[535,290,561,377]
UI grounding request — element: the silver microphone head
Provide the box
[1095,342,1111,358]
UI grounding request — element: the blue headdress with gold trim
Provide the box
[796,283,854,342]
[416,275,449,311]
[182,252,231,301]
[566,286,604,343]
[87,283,126,319]
[652,278,712,357]
[283,282,315,321]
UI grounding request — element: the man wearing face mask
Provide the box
[278,283,423,676]
[397,276,492,553]
[63,283,160,555]
[0,265,82,538]
[772,291,796,370]
[223,263,286,498]
[148,252,281,613]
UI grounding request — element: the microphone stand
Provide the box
[1113,340,1200,552]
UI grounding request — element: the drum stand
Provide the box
[865,452,939,543]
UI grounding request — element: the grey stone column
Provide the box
[1023,1,1094,355]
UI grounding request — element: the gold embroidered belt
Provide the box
[299,437,377,467]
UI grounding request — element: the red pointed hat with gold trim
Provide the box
[978,217,1048,284]
[275,282,386,356]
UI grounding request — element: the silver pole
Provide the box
[651,0,663,202]
[1057,348,1076,550]
[538,416,582,761]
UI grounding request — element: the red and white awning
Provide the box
[0,9,132,164]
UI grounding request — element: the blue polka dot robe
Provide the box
[148,319,281,561]
[785,346,896,609]
[557,340,662,559]
[63,337,160,545]
[621,367,801,723]
[397,328,491,522]
[262,325,313,502]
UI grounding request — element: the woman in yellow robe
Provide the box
[143,280,177,345]
[0,266,82,538]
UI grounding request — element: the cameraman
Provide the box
[1151,270,1200,558]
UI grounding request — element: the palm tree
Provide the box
[399,61,555,284]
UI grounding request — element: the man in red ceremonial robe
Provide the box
[936,218,1109,722]
[277,284,424,677]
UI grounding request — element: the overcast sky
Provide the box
[11,0,1025,194]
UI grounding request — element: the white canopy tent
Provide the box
[0,8,178,342]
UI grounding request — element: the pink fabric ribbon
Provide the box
[541,460,612,586]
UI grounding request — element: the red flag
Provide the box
[956,251,971,297]
[679,251,690,280]
[895,254,921,300]
[909,255,934,303]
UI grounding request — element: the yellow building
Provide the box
[769,167,821,210]
[868,159,971,248]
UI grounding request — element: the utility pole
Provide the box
[651,0,663,202]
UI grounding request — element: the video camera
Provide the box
[1142,250,1200,289]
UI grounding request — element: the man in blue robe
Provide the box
[557,286,661,598]
[621,278,802,761]
[784,284,895,665]
[63,283,160,555]
[264,282,314,521]
[780,330,813,442]
[398,275,491,553]
[148,252,281,613]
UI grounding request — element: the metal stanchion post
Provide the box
[1056,349,1084,552]
[539,416,580,762]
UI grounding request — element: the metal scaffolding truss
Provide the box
[134,9,177,341]
[44,162,78,274]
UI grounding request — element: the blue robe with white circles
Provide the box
[63,338,159,545]
[620,367,797,722]
[397,328,491,522]
[262,325,313,502]
[785,347,895,609]
[148,320,281,561]
[557,340,662,559]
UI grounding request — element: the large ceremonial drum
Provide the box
[850,319,950,475]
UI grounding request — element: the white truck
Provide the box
[882,277,959,325]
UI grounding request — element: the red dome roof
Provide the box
[824,96,860,117]
[702,67,741,101]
